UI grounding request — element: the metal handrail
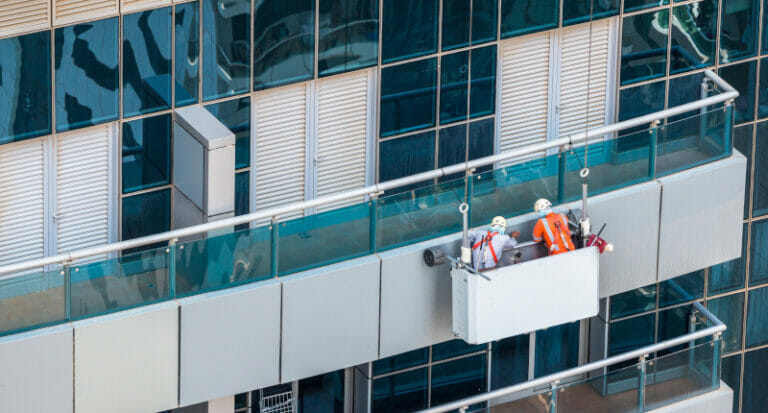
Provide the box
[0,70,738,279]
[418,302,725,413]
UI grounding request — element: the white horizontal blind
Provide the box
[0,139,45,267]
[0,0,49,38]
[499,32,552,164]
[254,84,307,219]
[54,0,118,26]
[55,125,111,255]
[121,0,171,13]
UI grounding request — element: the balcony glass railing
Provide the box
[0,103,733,336]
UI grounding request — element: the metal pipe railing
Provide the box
[418,302,725,413]
[0,70,738,279]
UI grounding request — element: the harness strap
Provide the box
[472,231,499,264]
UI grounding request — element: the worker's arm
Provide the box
[505,235,519,249]
[467,230,482,246]
[532,220,543,242]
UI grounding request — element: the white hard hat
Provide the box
[534,198,552,213]
[491,216,506,227]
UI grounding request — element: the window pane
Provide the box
[621,11,668,85]
[438,124,467,179]
[440,52,468,124]
[500,0,558,38]
[625,0,668,13]
[707,293,744,353]
[657,306,693,355]
[750,220,768,286]
[0,31,51,144]
[382,0,437,63]
[667,72,706,122]
[235,170,249,217]
[472,0,498,45]
[432,339,485,362]
[563,0,619,25]
[298,370,344,413]
[468,118,494,170]
[618,80,665,138]
[754,122,768,216]
[609,314,655,356]
[202,0,250,100]
[442,0,470,50]
[709,224,747,294]
[491,334,529,389]
[122,189,171,240]
[380,58,436,136]
[55,18,119,132]
[735,125,753,219]
[759,58,768,120]
[378,131,435,187]
[123,8,171,117]
[122,114,171,194]
[743,347,768,413]
[659,271,704,308]
[430,354,487,406]
[670,1,716,74]
[747,286,768,347]
[719,60,757,124]
[205,97,250,169]
[253,0,314,89]
[175,1,200,107]
[373,347,429,376]
[470,45,496,118]
[534,322,580,377]
[720,0,759,63]
[722,354,742,413]
[318,0,378,76]
[610,285,657,320]
[372,367,428,412]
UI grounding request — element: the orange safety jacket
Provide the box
[533,212,575,255]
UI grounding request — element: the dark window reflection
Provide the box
[625,0,667,13]
[55,18,119,132]
[382,0,438,63]
[534,322,579,377]
[491,334,530,389]
[608,314,655,356]
[670,1,716,74]
[122,188,171,240]
[122,114,171,194]
[318,0,378,76]
[610,284,657,319]
[707,293,744,353]
[719,60,757,124]
[175,1,200,107]
[203,0,250,100]
[470,45,496,118]
[123,7,172,117]
[618,80,664,140]
[253,0,314,90]
[378,131,435,189]
[743,348,768,413]
[721,354,741,413]
[430,354,487,406]
[720,0,759,63]
[298,370,344,413]
[500,0,558,38]
[442,0,497,50]
[380,58,436,136]
[758,57,768,119]
[440,51,468,124]
[747,286,768,347]
[621,11,668,85]
[205,97,250,169]
[372,368,428,412]
[709,223,747,294]
[373,347,429,375]
[734,125,753,219]
[563,0,619,26]
[667,72,706,122]
[658,271,704,308]
[656,305,692,355]
[754,122,768,216]
[235,170,249,217]
[0,31,51,144]
[432,339,484,361]
[750,220,768,286]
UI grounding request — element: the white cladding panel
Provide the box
[0,138,45,266]
[54,0,119,26]
[56,125,111,255]
[254,84,307,217]
[121,0,172,13]
[499,32,551,162]
[0,0,49,38]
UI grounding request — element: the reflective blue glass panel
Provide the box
[298,370,344,413]
[722,354,741,413]
[609,314,655,356]
[618,80,665,138]
[534,322,579,377]
[432,339,484,361]
[470,45,496,118]
[670,1,716,74]
[440,52,468,124]
[719,60,757,124]
[372,367,428,412]
[563,0,619,25]
[373,347,429,376]
[500,0,558,38]
[747,286,768,347]
[380,58,437,136]
[438,124,468,178]
[659,271,704,308]
[709,224,747,294]
[720,0,759,63]
[442,0,497,50]
[491,334,529,389]
[657,306,692,355]
[382,0,437,63]
[202,0,250,100]
[667,72,705,122]
[378,131,435,190]
[430,354,487,406]
[55,18,118,132]
[175,1,199,107]
[0,31,51,144]
[235,171,249,217]
[318,0,378,76]
[621,11,669,85]
[750,220,768,286]
[753,122,768,216]
[253,0,314,89]
[610,284,657,320]
[707,293,744,353]
[472,0,498,45]
[743,348,768,413]
[759,58,768,119]
[468,118,494,166]
[121,189,171,241]
[205,97,250,169]
[734,125,753,218]
[626,0,668,13]
[123,7,172,117]
[122,114,171,194]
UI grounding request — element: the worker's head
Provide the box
[490,216,506,234]
[534,198,552,218]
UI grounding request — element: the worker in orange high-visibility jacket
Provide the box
[532,198,575,255]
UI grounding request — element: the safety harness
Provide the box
[539,214,573,253]
[472,231,499,266]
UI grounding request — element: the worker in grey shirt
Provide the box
[468,216,520,271]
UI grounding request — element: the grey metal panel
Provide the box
[174,123,205,209]
[175,105,236,149]
[658,154,746,281]
[73,302,179,413]
[0,324,73,413]
[281,256,380,383]
[379,234,461,358]
[206,145,235,216]
[648,382,732,413]
[178,279,281,407]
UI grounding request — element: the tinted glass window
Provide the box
[491,334,529,389]
[373,347,429,376]
[442,0,497,50]
[122,114,171,194]
[318,0,378,76]
[175,1,200,107]
[470,45,496,118]
[670,1,716,74]
[609,313,655,356]
[753,122,768,216]
[719,60,757,124]
[618,80,665,138]
[430,354,487,406]
[0,31,51,144]
[743,348,768,413]
[610,284,657,320]
[123,7,172,117]
[298,370,344,413]
[707,293,744,353]
[378,131,436,186]
[759,58,768,119]
[235,171,249,217]
[750,220,768,286]
[432,339,484,361]
[253,0,314,90]
[658,271,704,308]
[500,0,558,38]
[382,0,438,63]
[472,0,498,45]
[667,72,706,121]
[202,0,250,100]
[205,97,250,169]
[440,52,468,124]
[372,368,428,412]
[380,58,437,137]
[438,124,468,176]
[747,286,768,347]
[534,322,579,377]
[735,125,753,219]
[722,354,742,413]
[625,0,668,13]
[55,18,119,132]
[709,224,747,294]
[621,11,668,85]
[720,0,759,63]
[563,0,619,25]
[122,189,171,240]
[657,306,692,355]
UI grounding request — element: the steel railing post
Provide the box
[63,263,71,320]
[167,238,177,299]
[724,100,734,155]
[649,121,660,179]
[270,217,279,277]
[638,355,647,412]
[712,333,722,389]
[557,151,566,204]
[549,381,558,413]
